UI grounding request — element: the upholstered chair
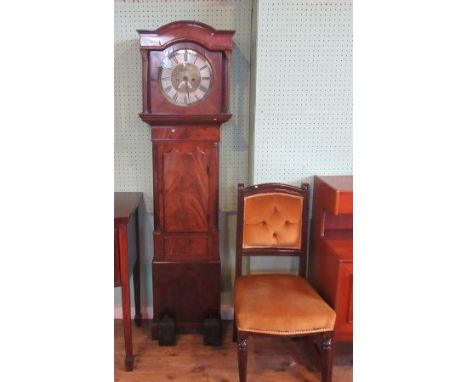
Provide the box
[233,183,336,382]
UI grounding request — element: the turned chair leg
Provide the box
[237,331,248,382]
[321,331,334,382]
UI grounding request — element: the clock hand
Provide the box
[178,79,193,90]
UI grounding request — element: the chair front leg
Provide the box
[237,331,248,382]
[321,331,334,382]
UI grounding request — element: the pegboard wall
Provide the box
[114,0,353,311]
[251,0,353,185]
[114,0,252,212]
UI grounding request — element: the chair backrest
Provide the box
[235,183,310,279]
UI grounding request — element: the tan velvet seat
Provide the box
[235,274,336,335]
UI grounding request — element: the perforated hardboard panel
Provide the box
[114,0,353,308]
[114,0,252,212]
[251,0,353,185]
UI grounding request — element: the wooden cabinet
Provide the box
[309,176,353,342]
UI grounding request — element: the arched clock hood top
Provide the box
[138,20,235,51]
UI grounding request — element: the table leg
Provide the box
[133,208,142,327]
[118,225,134,371]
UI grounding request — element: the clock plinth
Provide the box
[138,21,234,345]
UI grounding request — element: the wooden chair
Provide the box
[233,183,336,382]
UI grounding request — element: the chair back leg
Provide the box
[237,331,248,382]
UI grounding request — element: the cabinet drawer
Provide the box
[337,191,353,215]
[322,188,353,215]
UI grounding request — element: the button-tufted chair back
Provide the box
[235,183,310,278]
[243,193,303,249]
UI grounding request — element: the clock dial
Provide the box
[159,49,213,106]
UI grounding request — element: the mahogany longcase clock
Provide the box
[138,21,234,345]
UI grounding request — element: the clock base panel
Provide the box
[151,261,221,342]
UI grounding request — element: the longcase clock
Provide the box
[138,21,234,345]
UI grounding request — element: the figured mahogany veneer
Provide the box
[309,176,353,342]
[138,21,234,343]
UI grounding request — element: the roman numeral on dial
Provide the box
[199,85,208,93]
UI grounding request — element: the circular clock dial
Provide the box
[159,49,213,106]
